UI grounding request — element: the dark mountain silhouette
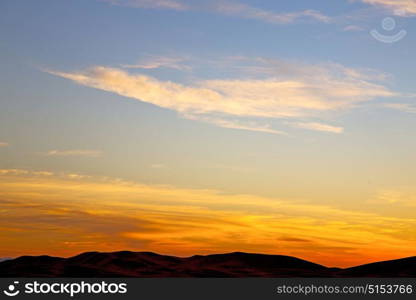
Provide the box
[338,256,416,277]
[0,251,414,277]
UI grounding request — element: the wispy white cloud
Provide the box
[184,114,287,135]
[45,150,103,157]
[222,56,390,83]
[104,0,331,24]
[0,142,9,147]
[104,0,188,11]
[343,25,365,31]
[384,103,416,113]
[211,1,331,24]
[359,0,416,16]
[48,63,393,117]
[288,122,344,134]
[121,55,190,71]
[47,57,396,135]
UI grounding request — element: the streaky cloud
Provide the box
[120,55,190,71]
[343,25,365,32]
[384,103,416,113]
[184,114,287,135]
[45,149,103,157]
[46,57,395,135]
[211,1,331,24]
[104,0,332,24]
[359,0,416,16]
[289,122,344,134]
[104,0,188,11]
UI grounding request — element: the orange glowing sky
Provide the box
[1,169,415,268]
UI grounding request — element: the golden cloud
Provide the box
[47,58,395,134]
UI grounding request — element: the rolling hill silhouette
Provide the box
[0,251,414,277]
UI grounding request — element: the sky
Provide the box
[0,0,415,268]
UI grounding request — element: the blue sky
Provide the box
[1,0,415,209]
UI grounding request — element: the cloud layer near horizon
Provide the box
[1,169,415,267]
[47,58,395,134]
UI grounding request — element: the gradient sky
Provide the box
[0,0,416,267]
